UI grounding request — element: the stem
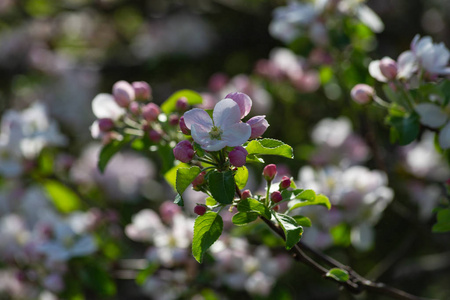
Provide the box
[195,158,218,166]
[260,216,433,300]
[265,181,272,207]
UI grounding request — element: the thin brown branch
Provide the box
[260,216,434,300]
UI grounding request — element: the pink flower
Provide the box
[247,115,269,139]
[263,164,277,181]
[351,84,374,104]
[113,81,135,107]
[224,92,252,119]
[142,103,160,122]
[228,146,248,167]
[183,99,251,151]
[173,140,195,163]
[132,81,152,100]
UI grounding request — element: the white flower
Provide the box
[411,35,450,75]
[183,99,251,151]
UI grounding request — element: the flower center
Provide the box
[209,125,223,140]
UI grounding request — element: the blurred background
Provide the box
[1,0,450,299]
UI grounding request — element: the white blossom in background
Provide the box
[296,165,393,251]
[310,117,370,166]
[71,143,157,202]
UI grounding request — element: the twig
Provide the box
[260,216,434,300]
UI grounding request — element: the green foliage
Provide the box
[326,268,349,282]
[79,263,116,296]
[165,163,189,189]
[192,212,223,263]
[273,212,303,250]
[135,263,159,286]
[388,114,420,145]
[234,166,249,189]
[232,212,259,226]
[292,215,312,227]
[284,189,331,211]
[175,166,202,206]
[161,90,203,114]
[245,138,294,159]
[432,208,450,233]
[237,198,271,219]
[44,180,82,213]
[208,170,235,205]
[98,136,131,173]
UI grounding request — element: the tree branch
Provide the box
[260,216,434,300]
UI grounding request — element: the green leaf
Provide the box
[273,212,303,250]
[388,114,420,145]
[432,208,450,233]
[79,263,116,296]
[237,198,271,219]
[296,189,316,201]
[164,163,189,189]
[157,144,175,173]
[326,268,349,282]
[205,196,217,206]
[176,166,201,195]
[44,180,82,213]
[245,154,265,164]
[292,215,312,227]
[232,212,259,226]
[136,263,159,286]
[234,166,249,189]
[245,138,293,159]
[288,194,331,211]
[192,212,223,263]
[161,90,203,114]
[208,170,235,205]
[98,136,131,173]
[174,194,184,206]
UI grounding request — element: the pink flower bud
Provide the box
[173,140,195,163]
[142,103,160,122]
[279,176,291,190]
[148,129,162,142]
[129,101,140,115]
[208,73,228,92]
[247,115,269,139]
[271,191,283,203]
[113,80,135,108]
[160,201,181,223]
[225,92,252,119]
[169,114,179,126]
[176,97,189,112]
[228,146,248,167]
[98,118,115,132]
[379,57,398,80]
[192,171,206,191]
[194,205,207,216]
[263,164,277,181]
[351,84,374,104]
[132,81,152,100]
[273,205,280,212]
[241,189,251,200]
[179,116,191,135]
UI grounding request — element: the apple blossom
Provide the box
[194,205,207,216]
[241,190,252,200]
[142,103,160,122]
[350,84,374,104]
[263,164,277,181]
[228,146,248,167]
[112,80,135,108]
[183,99,251,151]
[271,191,283,203]
[173,140,195,163]
[179,116,190,135]
[132,81,152,100]
[224,92,252,119]
[247,115,269,139]
[175,97,189,112]
[279,176,291,190]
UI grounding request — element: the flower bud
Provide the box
[279,176,291,190]
[176,97,189,112]
[132,81,152,101]
[148,129,162,142]
[271,191,283,203]
[379,57,398,80]
[228,146,248,167]
[192,171,206,191]
[129,101,140,115]
[194,205,207,216]
[247,116,269,139]
[272,205,280,212]
[350,84,374,104]
[208,73,228,92]
[98,118,114,132]
[173,140,195,163]
[113,80,135,108]
[169,114,179,126]
[225,92,252,119]
[241,189,251,200]
[142,103,160,122]
[179,116,191,135]
[263,164,277,182]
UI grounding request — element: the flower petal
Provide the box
[225,92,252,119]
[397,51,418,79]
[92,93,125,120]
[415,103,448,128]
[439,122,450,149]
[213,99,242,128]
[221,122,251,147]
[368,60,387,82]
[183,108,213,131]
[191,124,212,146]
